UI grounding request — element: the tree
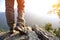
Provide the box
[48,0,60,18]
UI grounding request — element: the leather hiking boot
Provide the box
[14,26,28,35]
[9,30,14,34]
[9,27,15,34]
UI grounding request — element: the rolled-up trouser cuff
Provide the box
[17,17,25,27]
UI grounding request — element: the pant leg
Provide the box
[5,0,15,31]
[17,0,25,27]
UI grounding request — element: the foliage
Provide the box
[44,23,60,38]
[49,3,60,18]
[53,27,60,38]
[44,23,53,32]
[0,29,7,32]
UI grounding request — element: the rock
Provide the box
[0,32,28,40]
[32,24,59,40]
[0,25,59,40]
[28,30,40,40]
[0,26,40,40]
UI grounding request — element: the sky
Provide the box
[0,0,60,28]
[0,0,5,12]
[0,0,57,12]
[0,0,58,17]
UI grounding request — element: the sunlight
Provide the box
[49,0,60,18]
[25,0,57,17]
[24,0,60,26]
[0,0,58,18]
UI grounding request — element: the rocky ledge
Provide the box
[0,25,59,40]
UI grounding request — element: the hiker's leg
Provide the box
[14,0,27,34]
[5,0,15,34]
[17,0,25,27]
[15,0,28,34]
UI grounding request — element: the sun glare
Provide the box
[25,0,57,17]
[14,0,58,18]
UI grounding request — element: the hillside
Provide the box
[0,12,9,30]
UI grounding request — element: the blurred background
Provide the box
[0,0,60,31]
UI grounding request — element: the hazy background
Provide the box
[0,0,60,30]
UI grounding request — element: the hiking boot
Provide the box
[14,26,28,35]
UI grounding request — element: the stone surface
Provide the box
[32,24,59,40]
[0,26,59,40]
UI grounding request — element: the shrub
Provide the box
[44,23,53,32]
